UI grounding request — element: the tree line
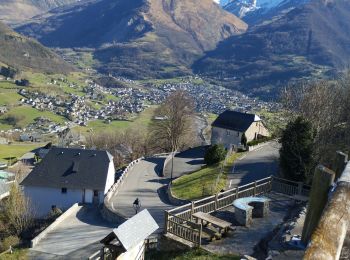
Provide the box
[280,74,350,183]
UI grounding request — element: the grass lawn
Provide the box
[0,106,66,129]
[0,143,42,163]
[171,152,245,200]
[145,249,239,260]
[0,249,28,260]
[255,109,286,136]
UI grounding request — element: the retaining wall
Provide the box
[167,183,190,206]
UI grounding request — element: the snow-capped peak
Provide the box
[222,0,310,24]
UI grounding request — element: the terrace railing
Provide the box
[165,175,310,246]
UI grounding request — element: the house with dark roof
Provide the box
[211,110,270,149]
[21,147,115,217]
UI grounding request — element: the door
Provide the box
[93,190,99,205]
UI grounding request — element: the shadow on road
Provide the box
[143,157,165,176]
[175,146,208,159]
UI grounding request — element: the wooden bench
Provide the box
[192,212,232,234]
[202,226,221,241]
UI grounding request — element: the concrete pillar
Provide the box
[301,165,335,245]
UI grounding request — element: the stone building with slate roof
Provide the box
[211,110,269,149]
[21,147,115,217]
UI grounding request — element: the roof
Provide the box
[101,209,159,251]
[21,147,113,190]
[212,110,261,132]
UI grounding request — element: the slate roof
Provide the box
[212,110,261,132]
[101,209,159,251]
[21,147,113,190]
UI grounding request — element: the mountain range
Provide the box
[0,21,72,73]
[0,0,349,98]
[0,0,80,24]
[194,0,350,97]
[17,0,247,79]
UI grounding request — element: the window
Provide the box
[226,130,230,136]
[237,132,240,137]
[61,188,67,194]
[93,190,99,197]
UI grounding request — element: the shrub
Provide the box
[47,207,63,221]
[1,235,20,252]
[204,144,227,165]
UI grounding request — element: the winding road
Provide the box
[228,141,280,187]
[109,157,173,230]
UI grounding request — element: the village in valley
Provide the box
[0,0,349,259]
[0,78,348,259]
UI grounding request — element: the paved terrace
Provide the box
[203,192,300,256]
[29,206,114,259]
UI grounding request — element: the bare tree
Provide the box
[149,90,196,152]
[281,74,350,163]
[85,128,151,167]
[3,183,34,235]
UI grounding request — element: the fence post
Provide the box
[215,193,219,210]
[198,223,202,247]
[297,182,303,195]
[191,202,195,221]
[301,165,335,245]
[270,175,274,192]
[253,181,257,195]
[334,151,348,181]
[164,211,169,234]
[235,187,239,199]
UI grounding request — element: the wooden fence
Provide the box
[165,175,310,246]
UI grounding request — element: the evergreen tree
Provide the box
[279,117,315,182]
[204,144,227,165]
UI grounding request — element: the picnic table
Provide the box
[192,212,232,234]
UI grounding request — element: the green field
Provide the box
[0,106,66,130]
[171,152,245,200]
[0,143,43,163]
[0,83,22,106]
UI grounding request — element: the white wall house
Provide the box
[21,147,115,217]
[211,110,270,149]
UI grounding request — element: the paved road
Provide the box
[228,141,280,187]
[29,206,114,259]
[163,146,207,179]
[110,157,173,230]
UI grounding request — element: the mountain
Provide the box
[17,0,247,79]
[0,0,80,24]
[193,0,350,98]
[0,21,72,73]
[223,0,310,25]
